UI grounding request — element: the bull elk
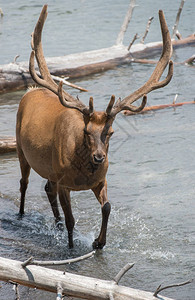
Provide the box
[16,5,173,249]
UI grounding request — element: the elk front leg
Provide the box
[58,185,75,248]
[92,180,111,249]
[45,180,63,229]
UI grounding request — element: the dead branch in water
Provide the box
[9,281,20,300]
[0,137,16,154]
[141,17,154,44]
[127,33,139,51]
[21,250,95,267]
[56,284,63,300]
[124,99,195,115]
[0,256,175,300]
[130,54,195,65]
[153,280,192,297]
[116,0,137,45]
[114,263,135,284]
[172,0,186,39]
[124,91,195,115]
[182,54,195,65]
[51,75,88,92]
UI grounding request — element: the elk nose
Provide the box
[93,154,105,164]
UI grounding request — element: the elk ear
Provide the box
[106,95,115,116]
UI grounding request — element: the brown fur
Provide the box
[16,88,114,248]
[16,6,173,249]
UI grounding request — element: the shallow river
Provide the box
[0,0,195,299]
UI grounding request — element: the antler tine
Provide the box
[58,81,90,115]
[29,50,53,90]
[30,4,89,111]
[31,5,58,92]
[106,95,115,116]
[110,10,173,117]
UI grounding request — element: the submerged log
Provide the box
[124,100,195,115]
[0,34,194,94]
[0,137,16,154]
[0,256,174,300]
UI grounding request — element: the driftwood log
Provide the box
[0,34,194,94]
[124,100,195,115]
[0,136,16,154]
[0,0,194,94]
[0,256,175,300]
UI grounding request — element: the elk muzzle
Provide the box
[93,150,106,164]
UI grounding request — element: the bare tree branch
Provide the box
[172,0,186,39]
[124,99,195,115]
[130,58,157,64]
[131,55,195,66]
[116,0,137,45]
[22,250,95,267]
[182,54,195,65]
[114,263,135,284]
[176,31,182,40]
[141,17,154,44]
[9,281,20,300]
[153,280,192,297]
[51,75,88,92]
[128,33,139,51]
[13,55,20,64]
[109,292,114,300]
[14,283,20,300]
[173,93,178,104]
[56,284,63,300]
[21,257,34,268]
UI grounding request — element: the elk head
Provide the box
[29,5,173,167]
[58,82,115,166]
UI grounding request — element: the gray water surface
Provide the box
[0,1,195,299]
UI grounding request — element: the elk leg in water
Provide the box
[45,180,63,229]
[58,186,75,248]
[92,180,111,249]
[18,149,31,216]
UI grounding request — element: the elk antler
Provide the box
[108,10,173,118]
[29,5,91,115]
[58,81,93,115]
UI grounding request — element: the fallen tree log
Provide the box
[0,136,16,154]
[0,34,194,94]
[1,0,194,94]
[0,256,174,300]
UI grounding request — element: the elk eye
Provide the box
[109,131,114,137]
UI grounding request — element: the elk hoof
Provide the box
[68,238,74,249]
[17,212,24,220]
[56,221,64,231]
[92,239,105,249]
[69,241,74,249]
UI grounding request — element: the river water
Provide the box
[0,0,195,299]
